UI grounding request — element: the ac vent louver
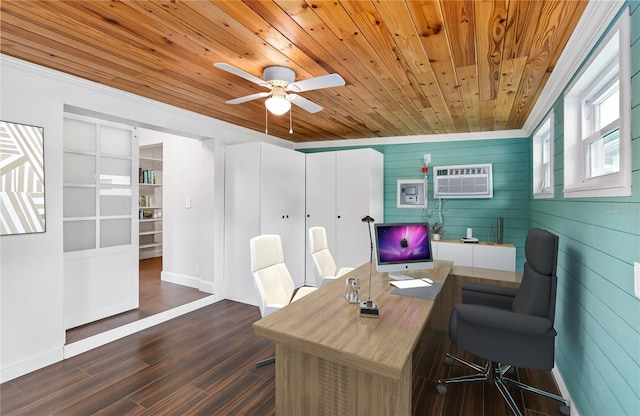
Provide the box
[433,164,493,199]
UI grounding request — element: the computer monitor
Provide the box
[374,222,434,280]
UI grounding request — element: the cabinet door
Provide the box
[336,149,378,268]
[436,241,474,267]
[224,143,261,306]
[261,144,306,286]
[305,152,337,285]
[474,244,516,271]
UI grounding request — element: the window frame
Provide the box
[563,8,632,198]
[533,111,555,199]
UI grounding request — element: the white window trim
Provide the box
[563,8,632,198]
[533,111,554,199]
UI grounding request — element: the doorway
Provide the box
[65,257,209,343]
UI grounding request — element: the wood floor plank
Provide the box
[137,384,210,416]
[2,280,566,416]
[9,358,149,416]
[66,257,209,344]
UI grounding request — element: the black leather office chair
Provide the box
[437,228,570,416]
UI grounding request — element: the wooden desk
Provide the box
[253,260,453,416]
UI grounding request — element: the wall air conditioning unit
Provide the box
[433,164,493,199]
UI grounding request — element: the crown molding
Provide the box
[1,54,295,148]
[522,0,626,134]
[295,1,626,150]
[293,129,528,150]
[2,0,624,151]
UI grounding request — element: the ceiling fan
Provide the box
[214,63,345,116]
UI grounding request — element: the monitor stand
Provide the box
[388,272,413,281]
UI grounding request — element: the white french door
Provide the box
[62,114,139,330]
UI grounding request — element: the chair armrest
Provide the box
[336,267,355,277]
[320,276,338,286]
[264,304,285,317]
[292,286,316,302]
[455,304,553,336]
[461,282,518,310]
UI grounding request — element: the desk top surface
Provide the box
[253,260,453,380]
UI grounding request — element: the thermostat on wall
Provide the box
[397,179,426,208]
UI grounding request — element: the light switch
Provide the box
[186,197,192,209]
[634,262,640,299]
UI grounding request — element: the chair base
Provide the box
[437,353,570,416]
[256,356,275,368]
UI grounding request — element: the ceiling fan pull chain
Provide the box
[265,106,269,134]
[289,108,293,134]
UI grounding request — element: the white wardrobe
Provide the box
[224,144,384,306]
[224,142,306,306]
[305,148,384,286]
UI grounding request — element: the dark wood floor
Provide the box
[66,257,210,344]
[2,298,567,415]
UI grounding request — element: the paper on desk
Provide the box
[389,279,432,289]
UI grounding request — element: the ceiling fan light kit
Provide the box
[214,62,345,118]
[264,87,291,115]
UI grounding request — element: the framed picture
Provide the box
[0,120,46,235]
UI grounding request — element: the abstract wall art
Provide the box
[0,120,46,235]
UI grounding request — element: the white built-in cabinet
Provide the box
[305,149,384,286]
[138,144,163,259]
[432,240,516,271]
[224,142,305,306]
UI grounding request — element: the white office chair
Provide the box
[250,234,316,367]
[308,226,354,287]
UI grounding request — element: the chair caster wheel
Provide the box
[436,384,447,395]
[559,405,570,415]
[444,356,453,366]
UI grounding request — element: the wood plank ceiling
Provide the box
[0,0,588,143]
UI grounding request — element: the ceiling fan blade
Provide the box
[287,74,345,92]
[226,92,270,105]
[214,63,267,86]
[288,94,323,113]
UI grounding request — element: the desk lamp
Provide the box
[360,215,379,318]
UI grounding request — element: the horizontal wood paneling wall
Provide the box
[303,138,530,271]
[529,4,640,414]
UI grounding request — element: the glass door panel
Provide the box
[63,220,96,252]
[100,187,132,216]
[100,156,131,185]
[63,187,96,218]
[100,126,132,157]
[64,119,96,152]
[100,218,131,247]
[63,153,96,184]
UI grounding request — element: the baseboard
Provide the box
[161,271,214,294]
[1,348,64,384]
[552,365,580,416]
[161,270,209,290]
[64,295,217,359]
[64,300,138,330]
[199,280,214,293]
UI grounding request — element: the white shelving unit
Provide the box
[139,144,163,259]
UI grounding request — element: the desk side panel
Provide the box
[276,344,411,416]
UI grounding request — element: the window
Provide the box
[563,8,631,198]
[533,112,554,198]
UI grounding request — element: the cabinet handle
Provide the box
[282,215,285,219]
[337,215,341,219]
[307,214,310,218]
